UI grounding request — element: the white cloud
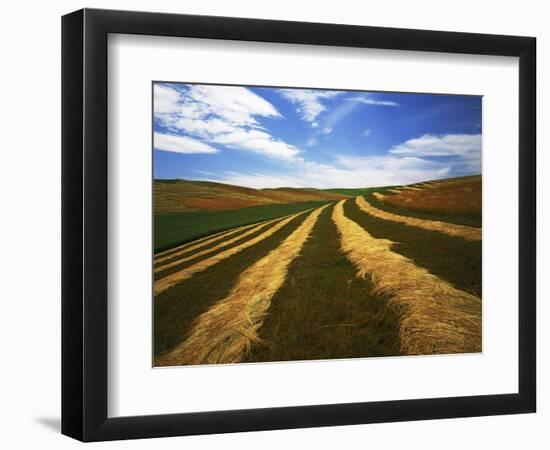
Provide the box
[322,127,333,135]
[389,133,481,173]
[211,129,299,160]
[215,153,455,189]
[346,96,400,107]
[212,131,482,189]
[154,83,301,160]
[311,122,319,128]
[154,84,182,115]
[278,89,342,122]
[363,129,372,138]
[390,133,481,157]
[154,132,219,154]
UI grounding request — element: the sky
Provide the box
[153,82,482,189]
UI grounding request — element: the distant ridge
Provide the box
[154,179,347,213]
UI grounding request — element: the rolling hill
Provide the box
[154,179,348,213]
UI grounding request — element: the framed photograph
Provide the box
[62,8,536,441]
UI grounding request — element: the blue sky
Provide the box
[153,82,481,189]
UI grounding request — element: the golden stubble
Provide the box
[154,209,311,296]
[154,220,270,266]
[332,200,481,355]
[154,217,283,274]
[155,204,329,366]
[356,196,481,241]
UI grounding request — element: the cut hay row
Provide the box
[395,186,425,192]
[153,209,312,296]
[154,217,282,273]
[245,205,402,362]
[154,219,269,264]
[332,200,481,355]
[155,204,329,366]
[372,192,386,201]
[356,196,481,241]
[416,181,438,189]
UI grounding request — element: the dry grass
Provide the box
[356,196,481,241]
[372,192,386,201]
[154,210,311,296]
[154,217,280,273]
[155,205,329,366]
[383,176,481,219]
[332,200,481,355]
[155,179,346,213]
[396,186,424,191]
[154,219,270,264]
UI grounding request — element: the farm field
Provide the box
[154,199,332,252]
[155,179,346,213]
[153,176,482,366]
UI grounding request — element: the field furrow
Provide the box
[154,210,311,296]
[345,199,481,297]
[356,196,481,241]
[333,200,481,355]
[154,212,308,355]
[246,205,401,363]
[154,219,269,265]
[154,217,282,273]
[155,205,329,366]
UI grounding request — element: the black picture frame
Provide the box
[62,8,536,442]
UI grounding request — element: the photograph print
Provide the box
[152,82,482,367]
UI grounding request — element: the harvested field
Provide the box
[154,217,280,273]
[154,210,310,295]
[153,177,482,366]
[356,196,481,241]
[345,199,481,297]
[154,212,309,355]
[247,206,401,363]
[155,205,329,366]
[155,200,329,252]
[155,179,346,213]
[332,200,481,355]
[154,219,270,265]
[380,175,481,223]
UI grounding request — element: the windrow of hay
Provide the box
[332,200,481,355]
[372,192,386,201]
[397,186,424,191]
[154,210,311,296]
[154,220,269,264]
[154,217,282,273]
[356,196,481,241]
[155,205,329,366]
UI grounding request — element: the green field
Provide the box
[154,200,330,253]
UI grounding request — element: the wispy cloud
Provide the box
[278,89,342,123]
[214,153,453,189]
[346,96,399,107]
[154,84,481,188]
[154,83,299,160]
[389,133,481,173]
[154,132,219,154]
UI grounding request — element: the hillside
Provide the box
[369,175,482,225]
[154,179,348,213]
